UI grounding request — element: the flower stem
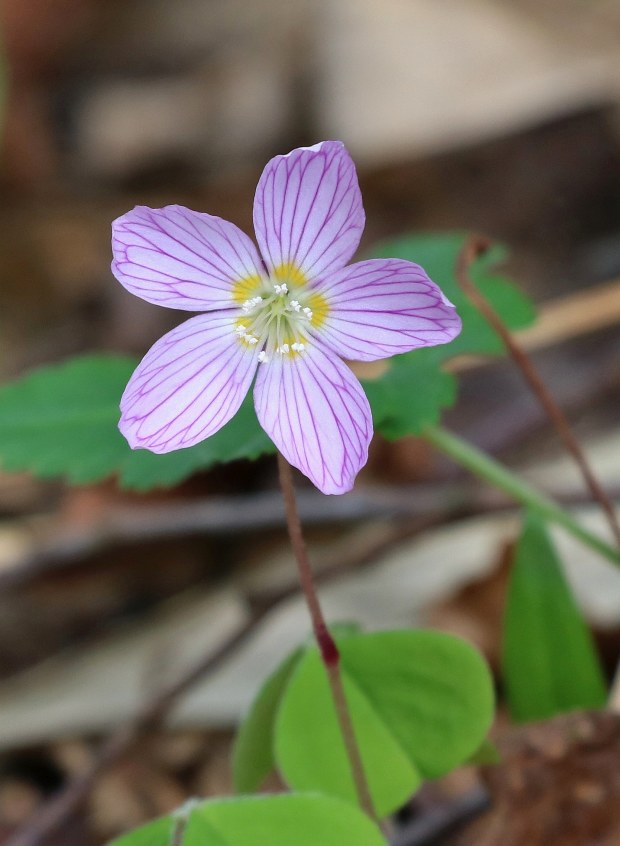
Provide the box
[456,234,620,548]
[276,453,376,821]
[423,425,620,567]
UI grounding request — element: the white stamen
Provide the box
[302,307,313,320]
[274,283,288,295]
[235,324,246,335]
[242,296,262,313]
[258,351,269,363]
[276,343,291,355]
[288,299,301,312]
[243,333,259,345]
[291,342,305,352]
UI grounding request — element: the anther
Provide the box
[274,283,288,295]
[302,307,313,320]
[242,296,262,313]
[288,299,301,312]
[291,342,305,352]
[258,351,269,363]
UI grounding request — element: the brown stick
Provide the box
[456,235,620,549]
[277,453,376,821]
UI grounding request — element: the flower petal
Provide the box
[120,312,258,453]
[253,141,365,283]
[112,205,265,311]
[313,259,462,361]
[254,342,372,494]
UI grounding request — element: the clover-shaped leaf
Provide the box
[233,629,494,819]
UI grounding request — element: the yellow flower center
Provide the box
[232,268,329,362]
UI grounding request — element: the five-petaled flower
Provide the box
[111,141,461,494]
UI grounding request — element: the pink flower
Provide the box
[111,141,461,494]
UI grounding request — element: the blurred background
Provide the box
[0,1,620,844]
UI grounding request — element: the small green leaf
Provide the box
[362,349,456,438]
[0,355,274,489]
[275,630,494,818]
[109,794,387,846]
[232,648,303,793]
[503,513,607,722]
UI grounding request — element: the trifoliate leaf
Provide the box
[274,629,494,818]
[503,512,607,722]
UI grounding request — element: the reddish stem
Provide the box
[277,453,376,821]
[456,235,620,550]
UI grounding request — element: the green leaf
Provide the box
[108,815,175,846]
[0,355,274,489]
[502,513,607,722]
[109,794,387,846]
[275,629,495,818]
[232,648,303,793]
[362,348,456,438]
[365,233,536,439]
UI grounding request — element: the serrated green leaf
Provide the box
[0,355,274,489]
[275,629,494,818]
[232,648,303,793]
[503,513,607,722]
[362,348,456,438]
[109,794,387,846]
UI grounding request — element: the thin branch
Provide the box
[276,453,376,821]
[456,234,620,550]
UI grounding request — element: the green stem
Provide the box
[423,425,620,567]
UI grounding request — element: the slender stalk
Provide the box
[277,453,376,820]
[456,234,620,548]
[423,425,620,567]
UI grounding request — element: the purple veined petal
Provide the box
[120,312,259,453]
[254,341,372,495]
[253,141,365,284]
[313,259,462,361]
[112,205,265,311]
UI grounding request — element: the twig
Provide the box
[277,453,376,822]
[456,234,620,550]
